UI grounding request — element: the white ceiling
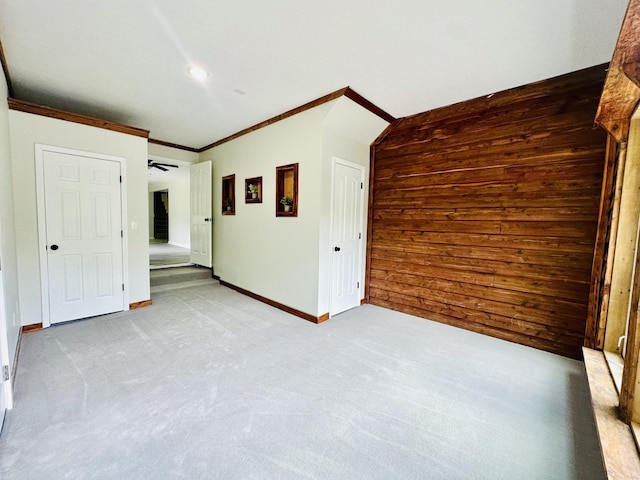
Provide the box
[147,156,190,186]
[0,0,629,150]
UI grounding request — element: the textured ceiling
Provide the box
[0,0,629,149]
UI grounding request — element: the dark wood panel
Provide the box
[376,130,605,165]
[370,244,592,277]
[370,241,592,271]
[370,258,590,303]
[368,64,607,358]
[586,135,618,348]
[372,219,596,239]
[369,269,587,319]
[372,190,603,210]
[596,0,640,142]
[369,287,585,340]
[372,206,600,223]
[371,230,595,254]
[370,278,585,332]
[397,64,608,130]
[373,172,604,196]
[378,108,602,158]
[369,296,584,358]
[374,154,604,182]
[376,120,605,161]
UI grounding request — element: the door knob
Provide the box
[334,246,341,252]
[50,244,59,251]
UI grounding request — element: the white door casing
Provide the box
[190,161,212,268]
[36,146,126,327]
[0,269,12,424]
[330,159,365,316]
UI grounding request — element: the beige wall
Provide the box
[200,98,387,318]
[200,103,329,316]
[0,75,21,373]
[318,98,389,315]
[9,111,150,326]
[4,95,387,328]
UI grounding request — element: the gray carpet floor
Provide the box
[149,241,191,269]
[0,282,605,479]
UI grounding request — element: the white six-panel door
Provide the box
[42,150,124,324]
[331,159,365,316]
[0,269,11,423]
[190,161,212,268]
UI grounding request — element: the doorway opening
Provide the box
[153,190,169,241]
[149,189,191,269]
[35,145,127,327]
[148,157,192,270]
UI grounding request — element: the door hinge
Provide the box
[122,284,125,291]
[357,282,360,289]
[359,232,361,240]
[119,175,122,183]
[2,365,9,382]
[121,230,123,238]
[361,182,363,189]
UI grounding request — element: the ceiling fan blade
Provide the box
[154,162,178,168]
[155,165,169,172]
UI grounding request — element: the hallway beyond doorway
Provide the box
[149,240,191,269]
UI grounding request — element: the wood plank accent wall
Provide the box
[368,65,608,359]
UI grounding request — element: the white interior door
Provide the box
[42,150,124,324]
[0,269,12,427]
[190,161,212,268]
[331,159,365,316]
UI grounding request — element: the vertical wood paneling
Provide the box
[369,65,608,359]
[585,136,619,349]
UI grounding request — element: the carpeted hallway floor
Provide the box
[149,240,191,269]
[0,282,605,479]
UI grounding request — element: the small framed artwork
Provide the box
[222,174,235,215]
[245,176,262,203]
[276,163,298,217]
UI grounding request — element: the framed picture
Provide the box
[222,174,235,215]
[245,176,262,203]
[276,163,298,217]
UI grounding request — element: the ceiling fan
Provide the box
[148,159,179,172]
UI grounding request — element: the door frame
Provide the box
[0,268,12,419]
[35,144,129,328]
[190,161,212,268]
[329,157,366,317]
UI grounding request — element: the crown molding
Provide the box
[343,87,395,123]
[198,88,347,152]
[7,98,149,138]
[6,87,393,151]
[0,39,14,97]
[197,86,395,152]
[148,138,199,152]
